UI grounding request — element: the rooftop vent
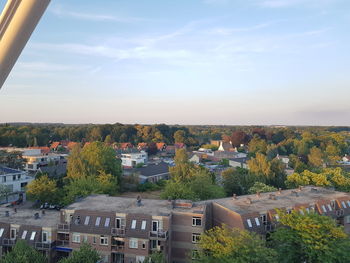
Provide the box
[233,194,237,200]
[5,211,9,217]
[278,188,282,195]
[256,192,261,198]
[291,190,299,197]
[41,210,45,215]
[34,212,40,219]
[246,197,252,204]
[298,186,303,191]
[269,194,277,200]
[311,187,318,192]
[136,195,142,207]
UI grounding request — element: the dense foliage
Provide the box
[0,240,47,263]
[58,243,100,263]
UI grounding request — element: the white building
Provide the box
[0,166,33,203]
[23,153,68,172]
[121,151,148,168]
[0,147,41,156]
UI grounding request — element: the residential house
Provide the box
[23,154,68,173]
[0,167,33,204]
[228,157,248,169]
[137,162,170,184]
[156,143,166,152]
[137,143,148,151]
[276,154,290,168]
[217,141,234,152]
[121,152,148,168]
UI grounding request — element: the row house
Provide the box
[212,186,350,236]
[0,207,59,262]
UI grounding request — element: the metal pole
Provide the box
[0,0,50,89]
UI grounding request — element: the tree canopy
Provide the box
[0,240,47,263]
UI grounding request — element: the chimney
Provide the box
[298,186,302,191]
[5,211,9,217]
[269,194,276,200]
[34,212,40,219]
[256,191,261,198]
[247,198,252,204]
[278,188,282,194]
[42,210,45,215]
[233,194,237,200]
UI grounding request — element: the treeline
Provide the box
[1,123,349,150]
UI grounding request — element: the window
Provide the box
[13,175,16,181]
[100,236,108,245]
[21,230,27,239]
[141,220,147,230]
[72,233,80,243]
[142,241,146,249]
[346,216,350,224]
[116,218,121,229]
[347,201,350,207]
[0,228,4,238]
[327,204,332,211]
[30,231,36,241]
[192,217,202,226]
[151,240,157,249]
[192,233,200,243]
[342,201,347,209]
[129,238,138,249]
[10,228,16,239]
[95,217,101,226]
[152,220,159,231]
[254,218,260,226]
[83,235,88,242]
[42,231,48,243]
[260,214,267,224]
[136,256,145,263]
[131,220,137,229]
[92,236,96,244]
[322,205,327,213]
[84,216,90,225]
[247,219,252,228]
[104,218,110,227]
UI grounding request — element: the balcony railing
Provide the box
[111,227,125,237]
[56,240,70,247]
[35,241,55,250]
[149,230,168,241]
[57,224,70,232]
[2,239,16,246]
[111,245,125,251]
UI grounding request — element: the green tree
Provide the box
[270,210,350,263]
[308,147,323,168]
[145,252,166,263]
[174,130,186,143]
[248,135,267,156]
[195,225,277,263]
[0,150,24,169]
[26,175,58,204]
[248,182,277,194]
[1,240,47,263]
[58,243,100,263]
[222,168,253,196]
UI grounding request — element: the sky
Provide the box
[0,0,350,125]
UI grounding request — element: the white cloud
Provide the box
[50,5,144,23]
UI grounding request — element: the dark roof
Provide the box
[0,166,23,175]
[228,157,248,163]
[137,162,170,177]
[38,164,67,177]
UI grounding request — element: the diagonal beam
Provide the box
[0,0,50,89]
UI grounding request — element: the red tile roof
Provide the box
[156,142,166,150]
[67,142,78,150]
[50,142,60,149]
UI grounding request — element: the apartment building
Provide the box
[0,186,350,263]
[55,195,207,263]
[212,186,350,235]
[0,206,59,262]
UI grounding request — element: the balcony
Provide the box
[111,245,125,252]
[2,239,16,246]
[35,241,55,250]
[57,224,70,232]
[56,240,70,247]
[149,230,168,241]
[111,227,125,237]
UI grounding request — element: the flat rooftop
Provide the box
[0,206,60,227]
[214,186,350,214]
[66,195,205,215]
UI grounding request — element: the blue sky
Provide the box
[1,0,350,125]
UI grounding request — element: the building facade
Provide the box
[0,187,350,262]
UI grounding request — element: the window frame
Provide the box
[192,217,202,227]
